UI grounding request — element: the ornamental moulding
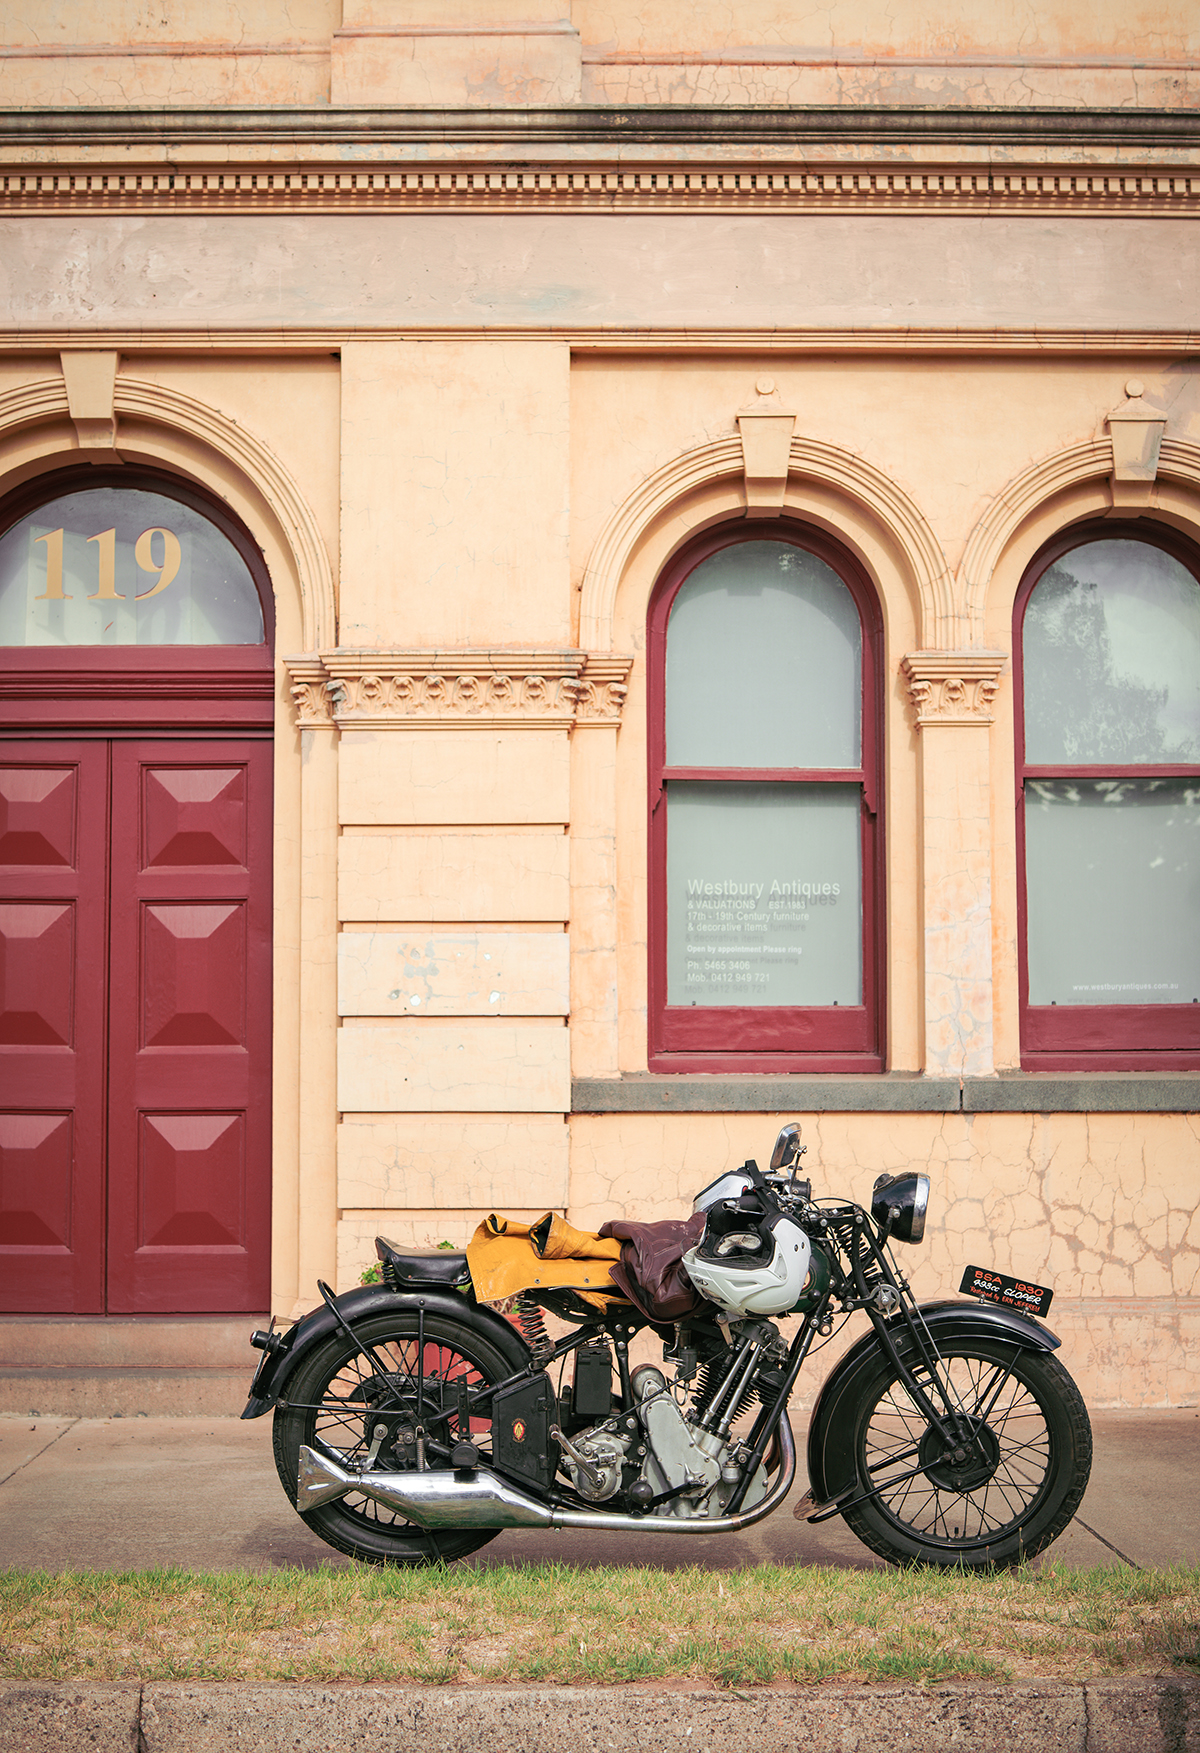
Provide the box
[581,433,952,651]
[958,432,1200,642]
[5,162,1200,220]
[284,651,632,731]
[0,371,335,650]
[902,651,1007,727]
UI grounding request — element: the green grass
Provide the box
[1,1562,1197,1687]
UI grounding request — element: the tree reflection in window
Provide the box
[1017,529,1200,1058]
[1023,540,1200,765]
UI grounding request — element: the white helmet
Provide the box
[682,1194,812,1319]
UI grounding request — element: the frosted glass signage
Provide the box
[0,486,265,646]
[667,783,862,1006]
[1025,778,1200,1005]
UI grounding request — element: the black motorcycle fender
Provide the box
[241,1285,532,1418]
[806,1298,1062,1507]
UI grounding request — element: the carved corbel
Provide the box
[1106,378,1167,511]
[737,378,796,517]
[283,654,336,728]
[902,651,1008,728]
[60,351,120,454]
[576,655,634,724]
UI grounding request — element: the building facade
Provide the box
[1,1,1198,1407]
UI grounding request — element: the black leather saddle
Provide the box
[375,1235,472,1290]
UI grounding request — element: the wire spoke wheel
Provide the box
[273,1310,513,1566]
[843,1338,1092,1569]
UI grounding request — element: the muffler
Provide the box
[296,1413,795,1536]
[297,1445,554,1529]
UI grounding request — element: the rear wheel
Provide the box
[272,1310,513,1566]
[841,1339,1091,1570]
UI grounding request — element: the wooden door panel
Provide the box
[0,765,78,867]
[0,1111,74,1248]
[139,1112,247,1247]
[0,901,75,1045]
[142,902,247,1048]
[106,740,271,1312]
[0,744,107,1312]
[143,765,247,869]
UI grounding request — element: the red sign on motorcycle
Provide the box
[960,1265,1053,1318]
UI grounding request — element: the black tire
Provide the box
[841,1339,1092,1570]
[272,1310,514,1567]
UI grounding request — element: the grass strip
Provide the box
[2,1562,1198,1688]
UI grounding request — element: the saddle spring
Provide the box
[512,1293,554,1364]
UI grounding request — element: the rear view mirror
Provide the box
[769,1123,803,1171]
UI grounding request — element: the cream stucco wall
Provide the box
[1,338,1198,1397]
[6,0,1200,109]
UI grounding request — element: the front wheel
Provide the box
[841,1339,1092,1570]
[272,1310,514,1567]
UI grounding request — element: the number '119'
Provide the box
[33,527,181,601]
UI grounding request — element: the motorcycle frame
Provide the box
[247,1198,1065,1535]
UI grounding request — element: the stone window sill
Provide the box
[571,1073,1200,1114]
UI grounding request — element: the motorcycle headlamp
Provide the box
[871,1172,930,1244]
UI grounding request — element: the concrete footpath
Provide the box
[1,1406,1198,1571]
[1,1408,1198,1751]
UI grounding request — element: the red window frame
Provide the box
[1015,518,1200,1071]
[647,520,885,1073]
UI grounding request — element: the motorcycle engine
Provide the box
[630,1365,769,1519]
[557,1356,771,1516]
[558,1429,632,1501]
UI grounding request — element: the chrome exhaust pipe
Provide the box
[297,1414,796,1537]
[297,1445,555,1528]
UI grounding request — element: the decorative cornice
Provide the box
[3,105,1200,150]
[4,158,1200,218]
[0,329,1196,357]
[283,651,633,731]
[902,651,1008,727]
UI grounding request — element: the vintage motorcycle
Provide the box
[244,1125,1092,1570]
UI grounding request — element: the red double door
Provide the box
[0,737,272,1312]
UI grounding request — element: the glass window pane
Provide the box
[1024,540,1200,763]
[666,781,862,1007]
[0,487,265,646]
[1025,778,1200,1004]
[666,541,861,768]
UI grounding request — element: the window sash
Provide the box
[647,523,883,1072]
[1015,521,1200,1069]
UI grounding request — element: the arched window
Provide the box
[0,469,268,647]
[648,523,884,1071]
[1015,523,1200,1069]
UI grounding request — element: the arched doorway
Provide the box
[0,466,274,1313]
